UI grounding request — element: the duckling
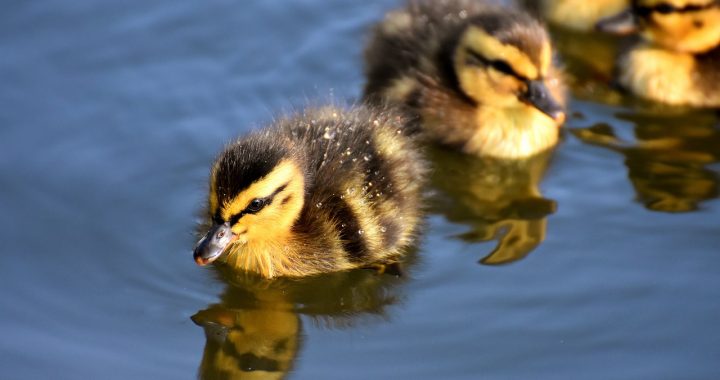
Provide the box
[193,105,426,278]
[527,0,630,31]
[363,0,566,159]
[597,0,720,107]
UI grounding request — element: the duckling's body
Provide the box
[363,0,566,159]
[531,0,629,31]
[618,45,720,106]
[598,0,720,107]
[194,106,426,278]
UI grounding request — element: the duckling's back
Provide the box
[277,106,427,268]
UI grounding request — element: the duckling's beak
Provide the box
[596,9,637,35]
[194,222,235,266]
[522,80,565,123]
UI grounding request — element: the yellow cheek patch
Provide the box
[646,7,720,52]
[539,42,552,77]
[220,160,301,221]
[461,26,539,79]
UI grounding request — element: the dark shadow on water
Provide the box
[192,256,414,379]
[427,146,556,265]
[572,110,720,212]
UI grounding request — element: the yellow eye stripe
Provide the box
[461,26,548,79]
[219,160,300,221]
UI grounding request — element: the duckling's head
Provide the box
[194,133,307,266]
[452,11,565,123]
[598,0,720,53]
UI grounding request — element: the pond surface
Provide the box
[2,1,719,379]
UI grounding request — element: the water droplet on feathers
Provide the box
[323,128,336,140]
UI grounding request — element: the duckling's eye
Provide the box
[465,49,524,80]
[635,6,653,16]
[465,50,484,66]
[488,60,517,78]
[655,3,676,14]
[246,198,266,213]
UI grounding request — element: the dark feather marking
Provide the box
[333,198,369,263]
[467,11,547,69]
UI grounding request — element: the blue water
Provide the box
[1,1,719,379]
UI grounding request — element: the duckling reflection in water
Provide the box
[194,105,426,278]
[597,0,720,107]
[363,0,566,159]
[573,111,720,212]
[192,267,408,379]
[193,290,300,379]
[428,146,556,264]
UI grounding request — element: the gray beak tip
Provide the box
[596,9,637,35]
[193,222,234,266]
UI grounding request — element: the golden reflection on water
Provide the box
[427,146,556,264]
[572,111,720,212]
[551,22,720,213]
[192,266,409,379]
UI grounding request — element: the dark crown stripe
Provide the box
[214,134,289,205]
[636,1,718,16]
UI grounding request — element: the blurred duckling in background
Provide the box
[522,0,630,91]
[194,106,426,278]
[364,0,566,159]
[428,147,556,264]
[597,0,720,107]
[527,0,630,31]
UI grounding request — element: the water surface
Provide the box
[1,1,719,379]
